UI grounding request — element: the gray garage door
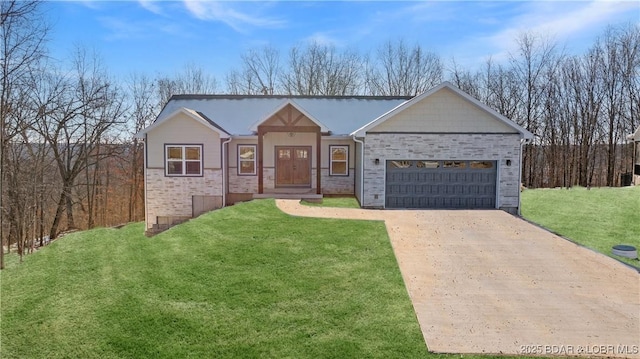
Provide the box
[385,160,497,209]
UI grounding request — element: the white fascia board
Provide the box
[135,107,230,139]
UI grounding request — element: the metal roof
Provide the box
[156,96,411,136]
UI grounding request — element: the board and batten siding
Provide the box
[370,87,517,134]
[146,112,222,169]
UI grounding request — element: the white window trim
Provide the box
[165,144,203,177]
[237,144,257,176]
[329,145,349,176]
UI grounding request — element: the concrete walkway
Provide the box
[275,200,640,358]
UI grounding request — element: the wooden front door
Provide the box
[276,146,311,187]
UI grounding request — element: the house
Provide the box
[628,125,640,185]
[136,82,533,234]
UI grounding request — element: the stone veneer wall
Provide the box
[227,167,354,195]
[362,133,522,211]
[321,169,355,194]
[228,170,258,193]
[146,168,223,230]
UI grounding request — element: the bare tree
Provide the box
[367,39,442,96]
[619,25,640,179]
[125,72,156,222]
[509,32,561,187]
[282,42,364,95]
[0,0,48,268]
[32,48,125,239]
[447,57,482,100]
[226,46,282,95]
[596,24,640,186]
[156,63,218,104]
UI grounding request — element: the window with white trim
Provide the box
[238,145,256,175]
[329,145,348,176]
[165,145,202,176]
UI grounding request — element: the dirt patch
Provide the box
[276,200,640,358]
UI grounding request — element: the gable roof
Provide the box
[135,107,231,139]
[248,99,330,132]
[155,95,410,136]
[351,82,534,139]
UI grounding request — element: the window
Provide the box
[278,148,290,159]
[238,145,256,175]
[166,145,202,176]
[389,160,412,169]
[443,161,466,169]
[470,161,493,169]
[330,145,349,176]
[417,161,439,169]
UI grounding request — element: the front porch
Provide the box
[255,101,328,196]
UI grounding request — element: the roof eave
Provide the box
[137,107,231,139]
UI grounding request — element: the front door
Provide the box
[276,146,311,187]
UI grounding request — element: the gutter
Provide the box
[221,137,233,207]
[352,135,365,205]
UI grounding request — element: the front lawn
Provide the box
[521,186,640,267]
[301,196,360,208]
[1,199,425,358]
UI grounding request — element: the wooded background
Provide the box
[1,1,638,267]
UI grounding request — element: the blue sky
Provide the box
[46,1,639,83]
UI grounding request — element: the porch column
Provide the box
[316,130,321,194]
[258,127,264,194]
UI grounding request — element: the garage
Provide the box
[385,160,497,209]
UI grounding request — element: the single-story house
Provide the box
[136,82,533,234]
[628,125,640,185]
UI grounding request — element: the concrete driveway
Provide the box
[276,200,640,358]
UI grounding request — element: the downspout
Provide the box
[143,134,148,230]
[517,137,530,216]
[221,137,232,207]
[352,135,365,205]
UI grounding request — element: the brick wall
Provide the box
[362,133,522,212]
[146,168,223,230]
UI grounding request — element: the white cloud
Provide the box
[99,16,190,41]
[182,1,285,33]
[304,32,343,47]
[448,0,639,68]
[138,0,164,15]
[487,1,638,57]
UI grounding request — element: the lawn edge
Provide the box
[517,214,640,273]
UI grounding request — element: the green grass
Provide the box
[521,186,640,267]
[1,199,427,359]
[300,196,360,208]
